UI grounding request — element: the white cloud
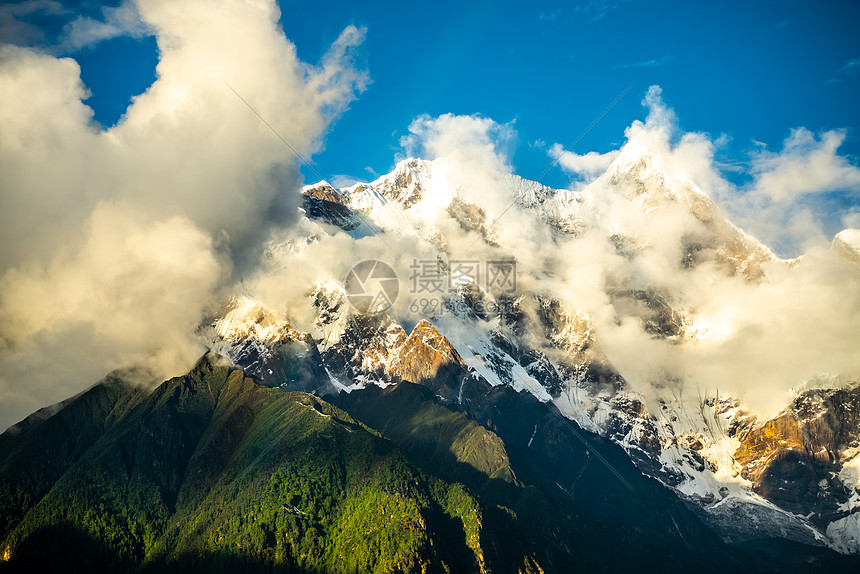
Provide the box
[400,113,516,173]
[552,146,619,181]
[0,0,367,429]
[550,86,860,257]
[539,86,860,417]
[400,113,520,219]
[329,174,366,188]
[842,208,860,229]
[750,128,860,203]
[62,0,154,51]
[230,87,860,422]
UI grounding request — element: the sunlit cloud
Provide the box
[751,128,860,203]
[61,0,153,51]
[0,0,367,429]
[550,146,619,181]
[546,86,860,416]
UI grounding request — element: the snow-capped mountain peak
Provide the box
[229,151,860,555]
[833,228,860,264]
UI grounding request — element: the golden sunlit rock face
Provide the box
[735,414,807,484]
[302,183,349,206]
[389,320,466,385]
[733,387,860,514]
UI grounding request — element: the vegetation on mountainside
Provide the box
[4,354,858,573]
[0,357,490,573]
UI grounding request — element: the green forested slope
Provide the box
[0,356,501,573]
[5,354,856,573]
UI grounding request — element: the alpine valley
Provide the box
[3,127,860,573]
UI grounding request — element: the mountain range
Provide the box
[2,137,860,572]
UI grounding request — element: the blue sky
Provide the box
[2,0,860,427]
[280,0,860,190]
[4,0,860,234]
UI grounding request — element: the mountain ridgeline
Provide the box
[3,153,860,572]
[1,356,494,573]
[0,351,856,573]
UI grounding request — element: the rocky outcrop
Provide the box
[733,385,860,544]
[302,183,360,230]
[388,320,467,386]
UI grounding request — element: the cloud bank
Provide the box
[279,87,860,419]
[546,87,860,416]
[550,146,619,181]
[2,0,858,432]
[62,0,153,51]
[258,91,858,418]
[0,0,366,429]
[751,128,860,203]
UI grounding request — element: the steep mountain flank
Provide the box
[0,356,496,573]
